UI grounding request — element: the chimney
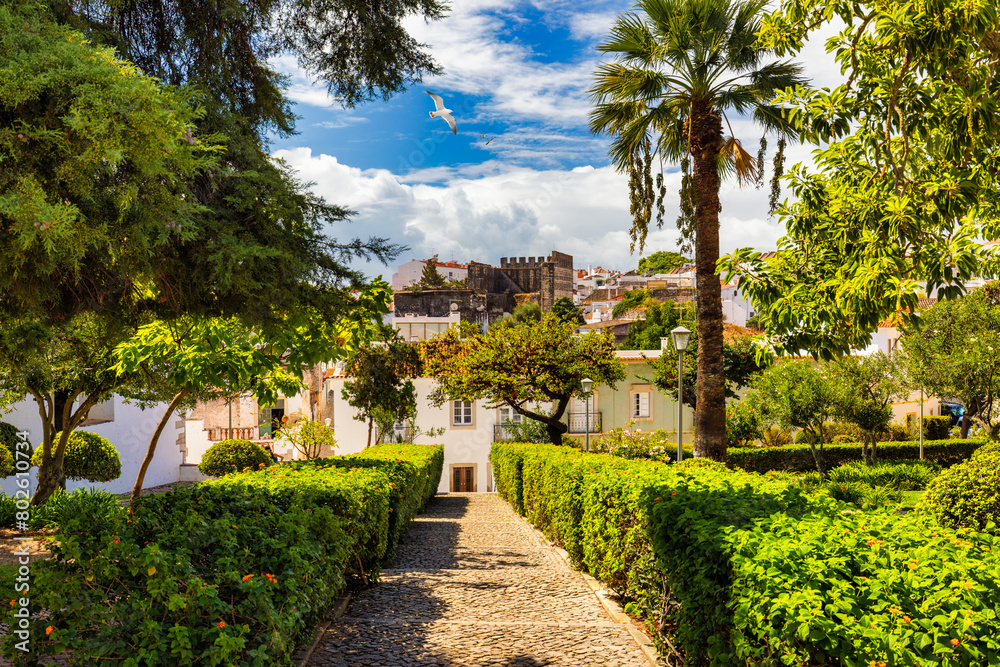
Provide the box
[660,337,670,351]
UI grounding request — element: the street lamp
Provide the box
[670,326,692,463]
[581,377,594,452]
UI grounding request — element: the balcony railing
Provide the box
[378,426,415,444]
[567,411,602,434]
[493,422,524,442]
[207,426,267,442]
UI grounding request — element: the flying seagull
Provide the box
[426,91,457,134]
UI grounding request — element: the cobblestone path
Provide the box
[306,493,654,667]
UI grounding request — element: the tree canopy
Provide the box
[722,1,1000,359]
[902,284,1000,441]
[342,326,423,447]
[590,0,805,461]
[829,353,908,465]
[620,301,695,350]
[651,334,771,410]
[423,317,626,444]
[637,251,690,276]
[551,297,585,325]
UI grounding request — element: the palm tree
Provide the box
[590,0,805,460]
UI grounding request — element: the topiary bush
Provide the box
[925,449,1000,533]
[0,422,31,470]
[30,430,121,482]
[923,415,952,440]
[198,438,271,477]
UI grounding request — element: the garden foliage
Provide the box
[0,441,12,478]
[492,442,1000,665]
[0,421,30,463]
[29,431,121,482]
[1,444,443,666]
[197,438,272,477]
[728,439,985,473]
[925,448,1000,534]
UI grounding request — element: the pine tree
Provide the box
[419,256,447,287]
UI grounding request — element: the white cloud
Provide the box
[275,147,787,277]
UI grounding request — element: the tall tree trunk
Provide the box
[366,418,373,448]
[130,389,189,514]
[690,103,727,461]
[53,389,70,490]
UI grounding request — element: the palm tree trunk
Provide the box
[690,103,727,461]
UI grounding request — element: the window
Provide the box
[499,406,523,425]
[631,391,650,418]
[453,400,473,426]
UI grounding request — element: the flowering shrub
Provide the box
[2,444,443,665]
[725,401,761,447]
[599,421,677,462]
[198,438,271,477]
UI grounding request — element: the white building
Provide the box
[391,258,468,291]
[1,394,183,497]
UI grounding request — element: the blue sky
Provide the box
[270,0,841,281]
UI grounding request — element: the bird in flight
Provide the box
[426,91,457,134]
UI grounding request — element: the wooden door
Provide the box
[452,466,474,492]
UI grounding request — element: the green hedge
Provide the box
[3,444,443,666]
[198,438,272,477]
[492,442,1000,666]
[728,439,985,473]
[30,430,122,482]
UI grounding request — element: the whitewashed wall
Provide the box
[1,395,181,497]
[327,376,498,494]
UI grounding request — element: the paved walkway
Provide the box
[306,493,654,667]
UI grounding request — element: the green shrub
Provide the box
[925,449,1000,533]
[0,422,31,470]
[0,493,16,527]
[827,459,941,491]
[793,421,862,445]
[28,487,124,532]
[3,445,443,665]
[728,439,983,473]
[728,509,1000,666]
[495,419,550,443]
[30,430,122,482]
[820,480,901,506]
[725,401,761,447]
[493,441,1000,666]
[761,426,791,446]
[879,422,916,441]
[923,415,952,440]
[599,423,675,462]
[971,442,1000,461]
[0,443,12,478]
[198,438,271,477]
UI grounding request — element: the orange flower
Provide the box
[951,638,960,647]
[218,621,226,629]
[45,626,54,636]
[242,574,254,582]
[902,616,911,623]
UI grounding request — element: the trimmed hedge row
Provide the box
[728,439,986,473]
[3,444,443,666]
[492,442,1000,666]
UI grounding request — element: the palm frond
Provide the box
[720,136,759,186]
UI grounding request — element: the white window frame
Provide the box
[631,391,650,419]
[453,400,474,426]
[498,406,523,425]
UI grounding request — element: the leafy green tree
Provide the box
[637,251,690,276]
[744,359,838,474]
[116,286,388,508]
[652,335,772,410]
[0,312,137,505]
[590,0,805,461]
[423,316,626,444]
[620,301,695,350]
[612,289,655,319]
[511,302,542,324]
[829,353,909,465]
[342,327,423,447]
[722,2,1000,358]
[417,256,447,288]
[902,284,1000,440]
[551,297,585,325]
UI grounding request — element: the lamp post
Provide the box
[582,378,594,452]
[670,326,692,463]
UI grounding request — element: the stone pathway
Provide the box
[306,493,655,667]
